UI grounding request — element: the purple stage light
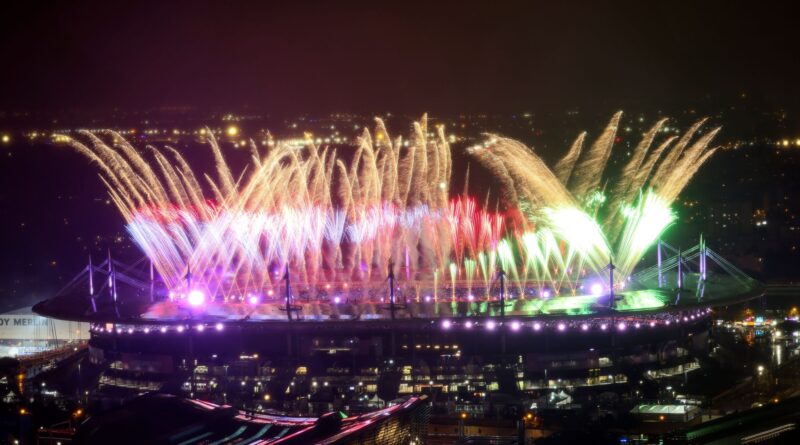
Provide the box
[187,289,206,307]
[442,319,452,330]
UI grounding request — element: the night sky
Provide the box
[2,0,799,113]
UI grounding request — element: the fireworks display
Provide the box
[64,113,719,306]
[470,112,718,284]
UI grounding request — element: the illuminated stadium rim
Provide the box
[34,276,764,325]
[87,307,714,336]
[33,264,764,328]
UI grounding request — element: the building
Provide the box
[0,306,88,358]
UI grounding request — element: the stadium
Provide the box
[32,114,764,415]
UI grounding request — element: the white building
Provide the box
[0,306,89,358]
